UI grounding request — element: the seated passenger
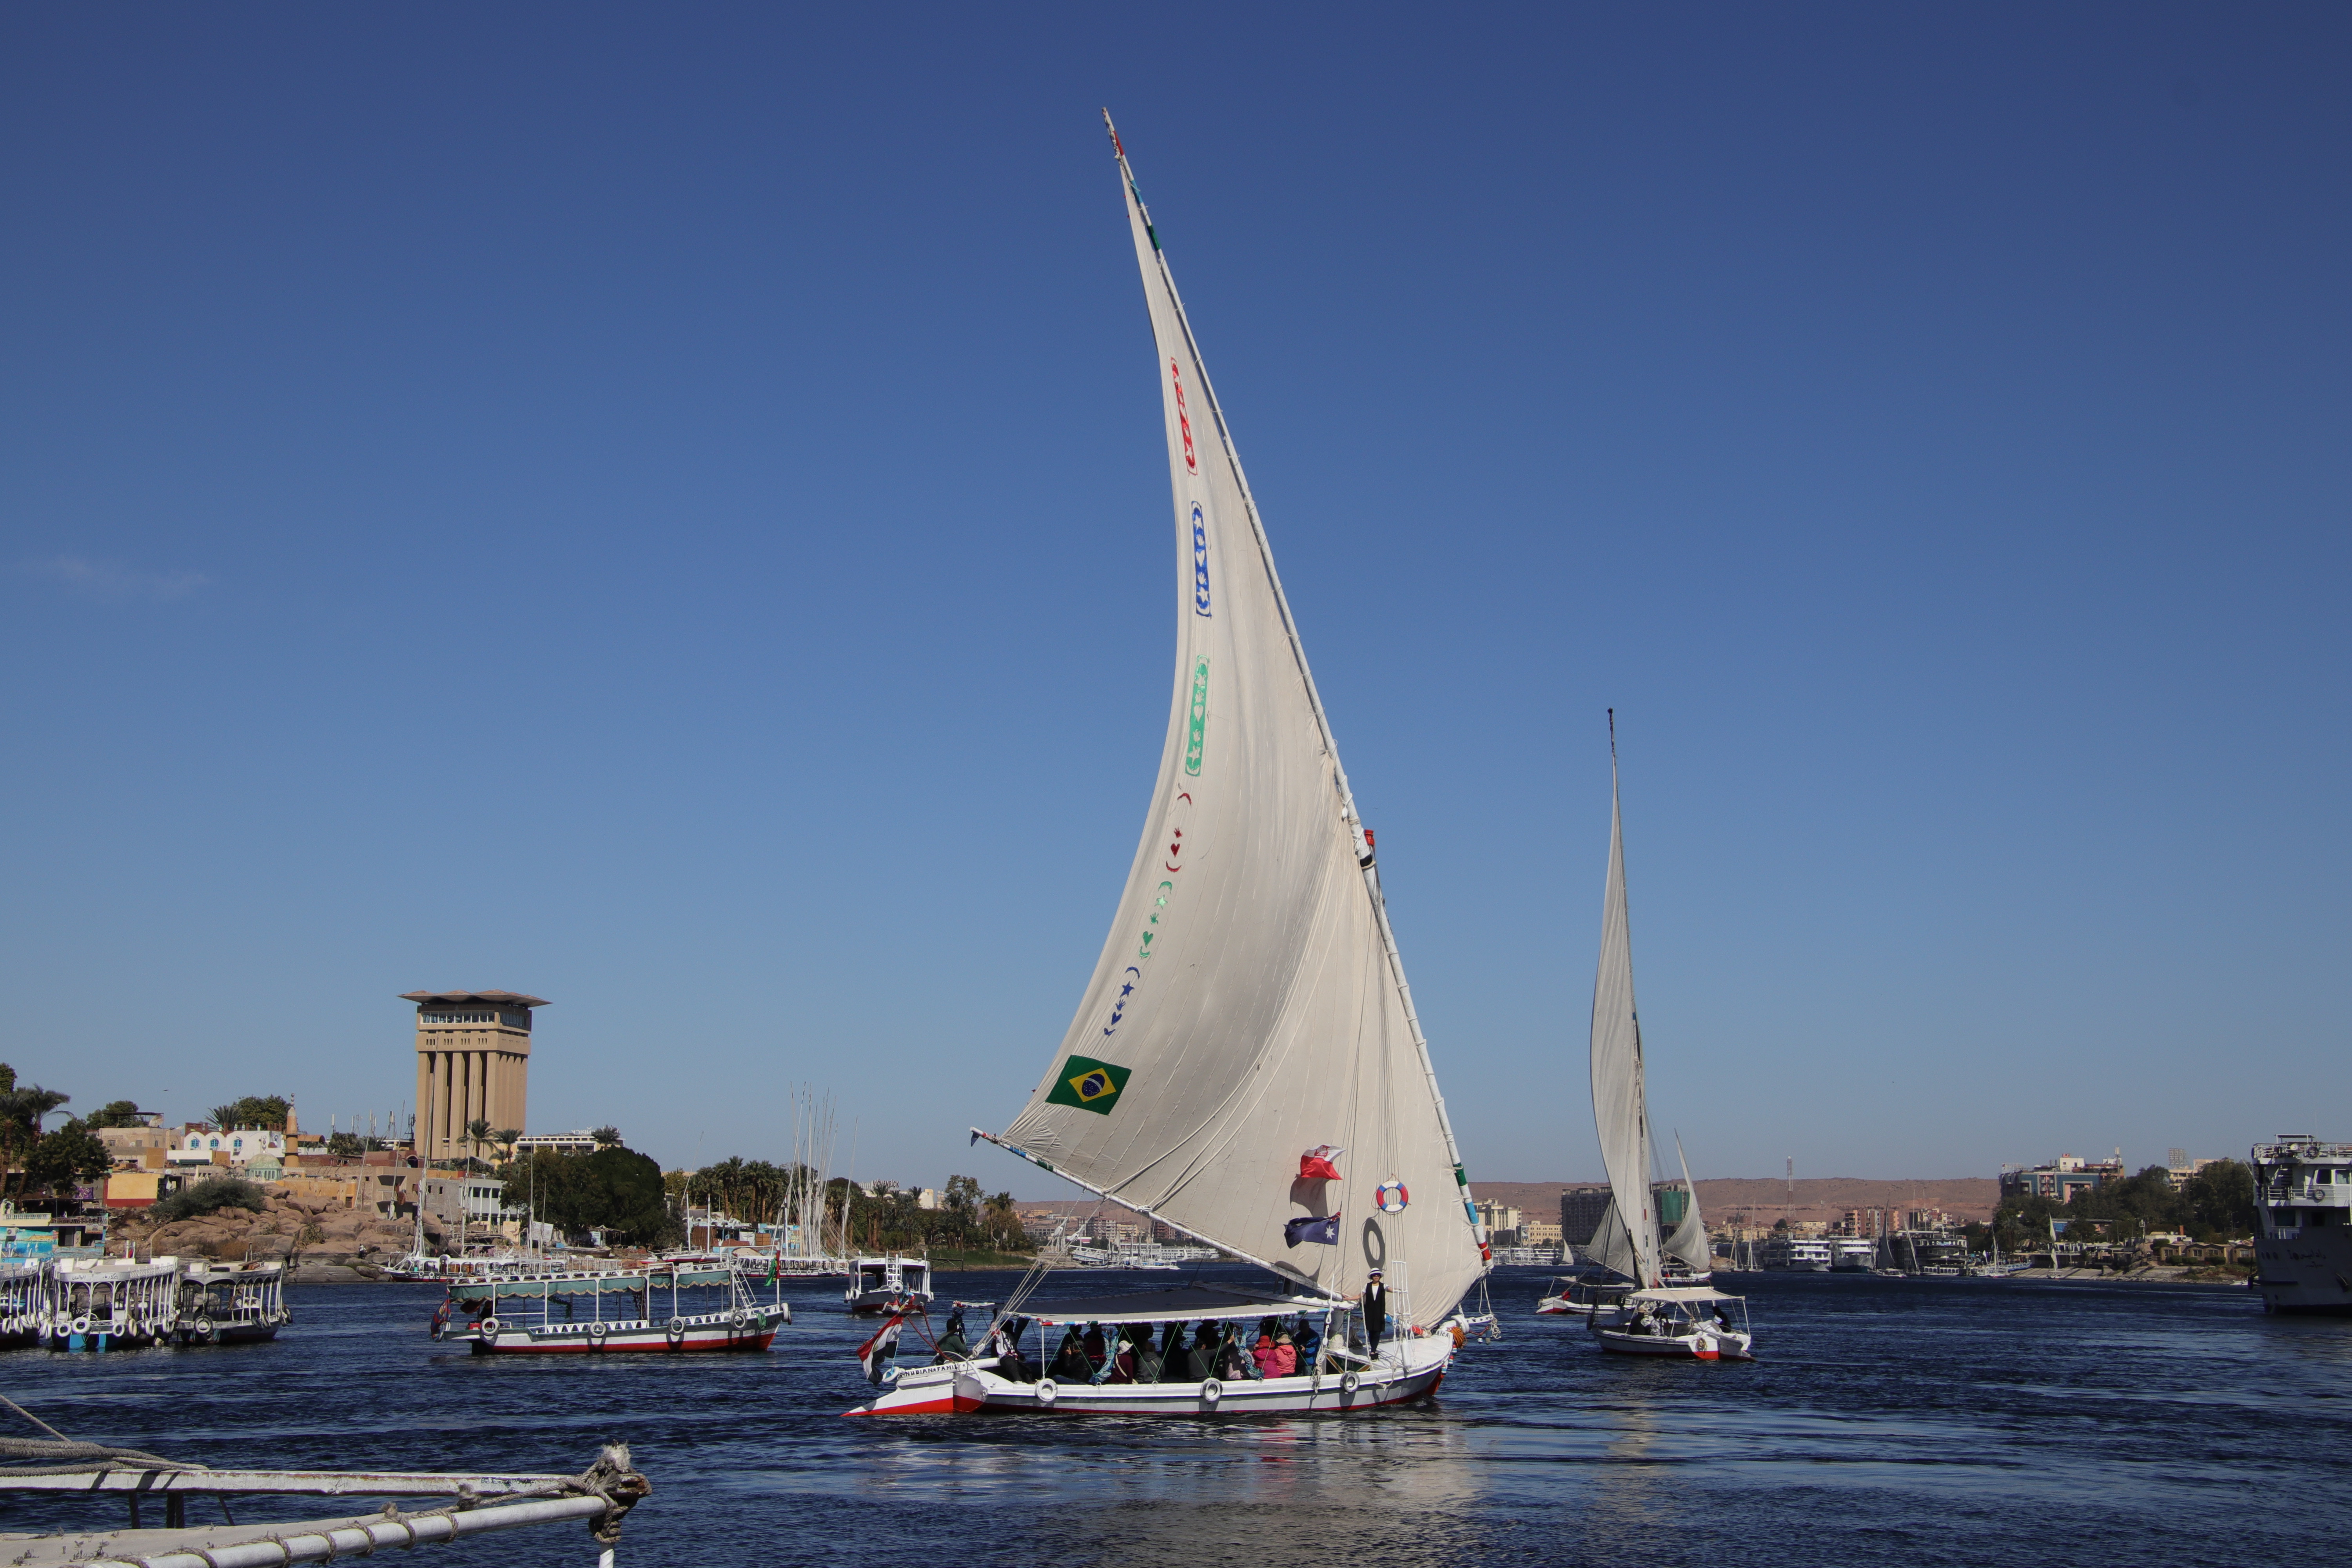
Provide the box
[934,1309,969,1362]
[1049,1326,1092,1381]
[1187,1321,1221,1381]
[1251,1329,1278,1378]
[1293,1315,1322,1370]
[1217,1327,1253,1381]
[1160,1325,1190,1381]
[1107,1325,1140,1384]
[1133,1327,1163,1383]
[1271,1330,1297,1377]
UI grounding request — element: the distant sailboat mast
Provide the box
[1591,709,1664,1289]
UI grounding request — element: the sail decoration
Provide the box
[1663,1133,1711,1276]
[987,115,1488,1330]
[1590,723,1664,1289]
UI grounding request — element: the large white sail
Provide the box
[1590,719,1663,1289]
[987,116,1488,1328]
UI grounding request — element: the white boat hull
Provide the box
[1591,1322,1753,1360]
[851,1333,1455,1416]
[444,1306,786,1355]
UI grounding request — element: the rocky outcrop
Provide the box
[116,1186,443,1270]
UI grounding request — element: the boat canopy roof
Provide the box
[448,1266,734,1300]
[1626,1286,1742,1305]
[1024,1284,1341,1328]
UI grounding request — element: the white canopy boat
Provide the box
[845,1254,932,1314]
[1582,719,1753,1361]
[855,113,1491,1417]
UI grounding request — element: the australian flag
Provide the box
[856,1311,907,1386]
[1285,1213,1341,1247]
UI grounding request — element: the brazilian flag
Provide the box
[1047,1055,1131,1115]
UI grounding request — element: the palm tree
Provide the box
[494,1128,521,1165]
[464,1119,492,1172]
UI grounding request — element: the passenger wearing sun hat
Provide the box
[1363,1267,1388,1354]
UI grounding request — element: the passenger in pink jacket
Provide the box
[1251,1329,1279,1377]
[1270,1329,1298,1377]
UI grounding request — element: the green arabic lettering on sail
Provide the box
[1184,656,1209,776]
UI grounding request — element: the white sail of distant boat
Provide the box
[1577,715,1752,1359]
[859,115,1490,1417]
[1590,717,1663,1290]
[1663,1132,1711,1278]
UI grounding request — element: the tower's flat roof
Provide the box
[401,990,551,1008]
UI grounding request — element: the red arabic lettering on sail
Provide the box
[1170,359,1197,473]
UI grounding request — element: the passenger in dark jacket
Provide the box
[1187,1321,1221,1381]
[1049,1327,1092,1381]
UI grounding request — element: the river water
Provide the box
[9,1265,2347,1567]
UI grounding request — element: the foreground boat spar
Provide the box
[855,113,1491,1416]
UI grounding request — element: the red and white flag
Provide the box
[1298,1145,1345,1183]
[857,1311,907,1386]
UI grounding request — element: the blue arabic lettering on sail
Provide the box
[1191,503,1211,616]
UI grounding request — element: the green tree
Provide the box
[591,1126,622,1147]
[85,1100,146,1129]
[150,1177,268,1225]
[0,1078,71,1196]
[2182,1160,2257,1239]
[209,1096,290,1131]
[23,1120,112,1196]
[501,1143,677,1247]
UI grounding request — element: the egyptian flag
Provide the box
[857,1311,907,1385]
[1298,1145,1345,1183]
[1285,1213,1341,1247]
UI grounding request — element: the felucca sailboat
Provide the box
[1582,715,1754,1360]
[856,114,1490,1416]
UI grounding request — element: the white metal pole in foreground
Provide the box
[83,1494,615,1568]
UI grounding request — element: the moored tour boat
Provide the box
[846,1254,933,1314]
[174,1259,290,1344]
[855,113,1493,1417]
[436,1262,788,1354]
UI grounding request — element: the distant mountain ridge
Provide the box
[1014,1176,2000,1230]
[1470,1176,1998,1226]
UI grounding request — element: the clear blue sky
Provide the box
[4,6,2345,1197]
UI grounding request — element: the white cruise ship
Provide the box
[1760,1236,1832,1272]
[2252,1136,2352,1316]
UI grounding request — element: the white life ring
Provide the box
[1201,1377,1224,1406]
[587,1321,609,1342]
[666,1318,687,1342]
[71,1315,91,1336]
[478,1316,501,1337]
[730,1307,750,1329]
[1374,1180,1409,1214]
[1034,1377,1058,1405]
[1340,1370,1361,1396]
[192,1317,214,1339]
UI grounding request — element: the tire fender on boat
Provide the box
[1201,1377,1223,1407]
[478,1316,501,1338]
[71,1315,91,1337]
[730,1307,750,1330]
[1034,1377,1058,1405]
[666,1318,687,1343]
[588,1321,610,1344]
[193,1317,214,1339]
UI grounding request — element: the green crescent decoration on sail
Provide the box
[1047,1055,1132,1114]
[1184,657,1209,776]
